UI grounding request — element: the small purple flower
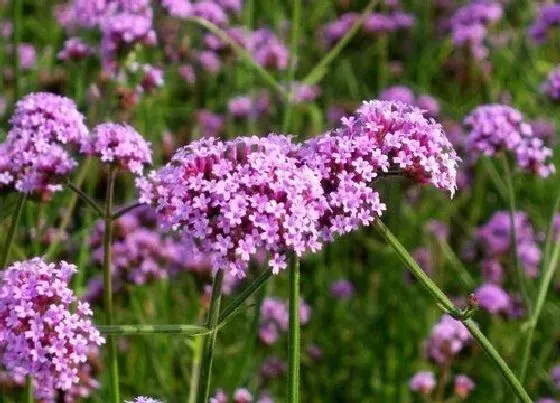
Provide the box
[196,109,225,138]
[543,65,560,101]
[125,398,163,403]
[329,279,354,299]
[550,365,560,390]
[379,86,415,105]
[475,284,511,315]
[81,123,152,175]
[529,4,560,44]
[58,37,93,62]
[409,371,436,394]
[259,297,311,345]
[260,356,287,380]
[426,314,471,363]
[15,43,36,70]
[139,64,165,93]
[454,374,475,399]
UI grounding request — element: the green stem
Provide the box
[500,154,531,312]
[24,374,33,403]
[112,202,143,220]
[98,324,210,336]
[372,218,532,403]
[186,17,286,99]
[218,268,273,325]
[518,209,560,384]
[12,0,23,100]
[67,182,104,217]
[282,0,302,132]
[197,269,224,403]
[0,193,26,268]
[288,256,301,402]
[188,336,204,403]
[103,166,120,403]
[302,0,378,85]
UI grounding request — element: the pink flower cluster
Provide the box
[228,91,271,119]
[137,136,328,276]
[81,123,152,175]
[0,258,104,401]
[425,314,472,363]
[58,37,93,62]
[300,100,458,240]
[529,4,560,44]
[379,86,440,118]
[464,104,555,177]
[161,0,242,23]
[259,297,311,345]
[0,92,89,197]
[543,65,560,101]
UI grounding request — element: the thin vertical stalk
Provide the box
[0,193,26,268]
[24,375,33,403]
[282,0,302,131]
[103,166,120,403]
[288,256,301,402]
[12,0,24,100]
[188,336,203,403]
[372,219,532,403]
[500,154,531,312]
[197,269,224,403]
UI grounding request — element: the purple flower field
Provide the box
[0,0,560,402]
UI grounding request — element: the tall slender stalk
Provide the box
[103,166,120,403]
[517,194,560,385]
[288,256,301,402]
[372,218,532,403]
[197,269,224,403]
[0,193,26,268]
[282,0,302,132]
[188,336,204,403]
[12,0,24,101]
[24,374,33,403]
[500,154,531,312]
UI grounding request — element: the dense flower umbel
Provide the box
[137,135,328,276]
[259,297,311,345]
[0,92,89,197]
[81,123,152,175]
[426,314,472,363]
[476,211,541,279]
[299,100,458,240]
[543,65,560,101]
[0,258,105,401]
[464,104,555,176]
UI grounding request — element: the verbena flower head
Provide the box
[125,397,163,403]
[58,37,93,62]
[409,371,436,394]
[551,365,560,390]
[529,4,560,44]
[454,374,475,399]
[543,65,560,101]
[363,11,416,35]
[475,283,511,314]
[259,297,310,345]
[477,211,541,278]
[136,135,328,277]
[426,314,471,363]
[299,99,458,240]
[0,258,105,401]
[0,92,88,197]
[321,13,359,48]
[81,123,152,175]
[464,104,555,177]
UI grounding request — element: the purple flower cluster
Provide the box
[449,0,503,60]
[0,258,104,401]
[260,355,287,380]
[161,0,241,23]
[300,100,458,240]
[286,82,321,104]
[529,4,560,44]
[211,388,273,403]
[551,365,560,390]
[80,123,152,175]
[543,65,560,101]
[0,92,89,198]
[426,314,472,363]
[409,371,436,394]
[259,297,311,345]
[228,91,271,119]
[329,279,354,299]
[137,135,328,276]
[196,109,225,138]
[454,374,475,399]
[125,398,163,403]
[379,86,441,118]
[236,28,289,70]
[138,64,165,93]
[58,37,93,62]
[464,104,555,177]
[321,10,415,49]
[15,44,37,70]
[475,283,511,315]
[476,211,541,279]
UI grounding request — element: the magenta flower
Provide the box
[137,135,328,277]
[454,374,475,399]
[58,37,93,62]
[0,92,89,197]
[0,258,105,401]
[81,123,152,175]
[409,371,436,394]
[464,104,555,177]
[426,314,472,363]
[259,297,311,345]
[475,284,511,315]
[543,65,560,101]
